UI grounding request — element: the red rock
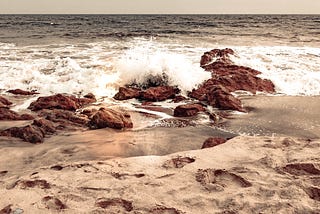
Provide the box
[89,108,133,129]
[0,125,45,144]
[200,48,235,67]
[7,89,39,95]
[0,204,12,214]
[207,86,244,112]
[0,96,12,106]
[172,95,187,103]
[28,94,96,111]
[113,87,141,100]
[173,103,205,117]
[33,118,56,134]
[141,86,180,102]
[201,137,227,149]
[0,108,34,120]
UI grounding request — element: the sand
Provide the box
[1,95,320,213]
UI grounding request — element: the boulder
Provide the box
[200,48,234,67]
[32,118,56,134]
[207,86,244,112]
[89,108,133,129]
[7,89,39,95]
[0,108,34,120]
[28,93,96,111]
[113,87,141,100]
[0,96,12,106]
[0,125,45,144]
[201,137,227,149]
[174,104,205,117]
[141,86,180,102]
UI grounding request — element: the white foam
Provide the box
[115,41,211,94]
[230,46,320,96]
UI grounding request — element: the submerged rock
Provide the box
[89,108,133,129]
[174,103,205,117]
[7,89,39,95]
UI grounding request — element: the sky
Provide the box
[0,0,319,14]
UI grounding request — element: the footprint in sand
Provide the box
[95,198,133,212]
[195,169,252,191]
[162,156,195,169]
[150,205,185,214]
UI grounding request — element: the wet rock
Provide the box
[32,118,56,134]
[95,198,133,212]
[207,86,244,112]
[0,108,34,120]
[141,86,180,102]
[202,137,227,149]
[172,95,187,103]
[28,93,95,111]
[78,93,96,106]
[83,93,95,100]
[0,125,45,144]
[200,48,235,67]
[173,103,205,117]
[0,96,12,106]
[114,87,141,100]
[38,109,89,127]
[7,89,39,95]
[42,196,67,210]
[89,108,133,129]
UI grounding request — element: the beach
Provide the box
[1,15,320,213]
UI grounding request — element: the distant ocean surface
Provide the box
[0,15,320,98]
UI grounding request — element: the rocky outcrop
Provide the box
[202,137,227,149]
[173,103,205,117]
[141,86,180,102]
[88,108,133,129]
[7,89,39,95]
[114,87,141,100]
[0,108,34,120]
[0,96,12,106]
[0,125,45,144]
[28,93,96,111]
[190,48,275,111]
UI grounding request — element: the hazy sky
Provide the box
[0,0,319,14]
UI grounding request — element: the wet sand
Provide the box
[222,95,320,139]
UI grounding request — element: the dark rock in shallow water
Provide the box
[0,108,34,121]
[201,137,227,149]
[174,103,205,117]
[0,96,12,106]
[28,93,96,111]
[113,87,141,100]
[141,86,180,102]
[7,89,39,95]
[89,108,133,129]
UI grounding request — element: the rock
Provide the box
[95,198,133,212]
[18,179,51,189]
[200,48,234,67]
[173,103,205,117]
[0,205,12,214]
[113,87,141,100]
[89,108,133,129]
[83,93,95,100]
[38,109,89,127]
[28,93,96,111]
[202,137,227,149]
[207,86,244,112]
[0,108,34,120]
[7,89,39,95]
[172,95,187,103]
[0,96,12,106]
[0,125,45,144]
[32,118,56,134]
[141,86,180,102]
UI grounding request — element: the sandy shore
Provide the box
[1,95,320,213]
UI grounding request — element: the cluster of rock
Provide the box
[0,92,133,144]
[114,48,275,114]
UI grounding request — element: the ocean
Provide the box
[0,14,319,99]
